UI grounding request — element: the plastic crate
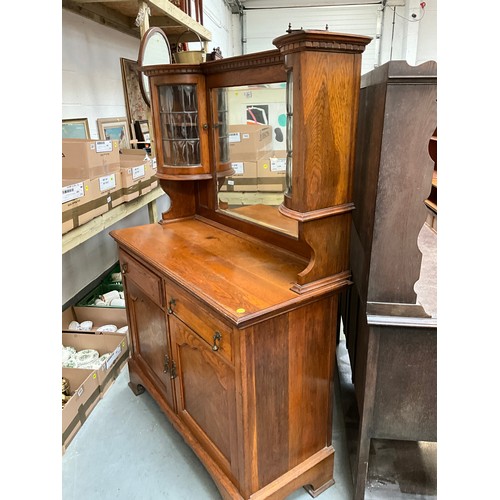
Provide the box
[102,262,123,287]
[76,283,124,308]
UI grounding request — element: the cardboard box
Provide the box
[149,156,158,189]
[63,139,121,180]
[62,332,129,397]
[257,150,287,192]
[229,124,273,162]
[62,305,128,333]
[62,177,107,233]
[62,178,93,234]
[120,154,155,202]
[219,160,258,192]
[62,367,100,452]
[62,173,124,234]
[94,171,124,209]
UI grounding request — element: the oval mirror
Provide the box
[138,27,172,107]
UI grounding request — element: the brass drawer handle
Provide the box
[121,262,128,274]
[168,298,176,314]
[212,331,222,352]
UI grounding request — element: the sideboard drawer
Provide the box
[166,280,233,364]
[119,250,164,308]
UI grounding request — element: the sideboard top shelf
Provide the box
[62,0,212,42]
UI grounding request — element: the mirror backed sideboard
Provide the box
[111,28,372,499]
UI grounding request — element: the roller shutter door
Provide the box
[243,4,380,74]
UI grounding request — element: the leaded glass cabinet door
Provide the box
[151,73,211,179]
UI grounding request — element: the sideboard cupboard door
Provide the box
[169,315,239,485]
[125,278,175,410]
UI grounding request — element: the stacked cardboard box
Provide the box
[62,367,100,452]
[220,124,272,192]
[62,138,121,179]
[62,331,129,452]
[62,139,123,234]
[119,150,157,202]
[62,141,159,234]
[256,150,287,192]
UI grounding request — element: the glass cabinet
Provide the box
[159,84,201,166]
[150,73,211,179]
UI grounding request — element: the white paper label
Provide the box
[152,157,157,169]
[132,165,145,180]
[231,162,244,175]
[62,182,84,204]
[105,344,122,370]
[99,174,116,192]
[95,140,113,153]
[228,179,235,186]
[270,157,286,172]
[242,133,250,139]
[229,132,241,143]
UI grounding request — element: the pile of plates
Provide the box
[66,321,128,334]
[62,345,111,369]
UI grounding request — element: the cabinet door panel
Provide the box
[170,316,238,482]
[126,279,175,410]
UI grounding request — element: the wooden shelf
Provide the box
[62,186,165,254]
[62,0,212,42]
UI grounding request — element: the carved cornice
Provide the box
[202,50,284,74]
[273,30,372,55]
[141,64,204,76]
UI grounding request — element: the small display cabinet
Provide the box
[111,28,371,499]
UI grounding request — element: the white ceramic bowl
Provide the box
[96,324,118,333]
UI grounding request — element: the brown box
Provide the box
[62,305,128,334]
[62,177,107,233]
[94,171,124,209]
[229,124,273,162]
[257,150,287,192]
[62,139,121,180]
[62,367,100,452]
[62,178,91,233]
[120,154,154,202]
[62,332,129,397]
[219,160,258,192]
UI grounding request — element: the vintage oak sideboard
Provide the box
[111,28,371,499]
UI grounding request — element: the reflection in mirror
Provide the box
[215,83,298,238]
[138,27,172,107]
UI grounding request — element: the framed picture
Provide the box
[97,117,131,150]
[120,58,148,128]
[62,118,90,139]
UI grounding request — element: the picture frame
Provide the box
[120,58,148,127]
[62,118,90,139]
[97,117,131,150]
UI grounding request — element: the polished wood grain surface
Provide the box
[112,217,308,325]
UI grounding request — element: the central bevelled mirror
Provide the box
[213,82,298,238]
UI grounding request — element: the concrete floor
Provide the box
[62,333,436,500]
